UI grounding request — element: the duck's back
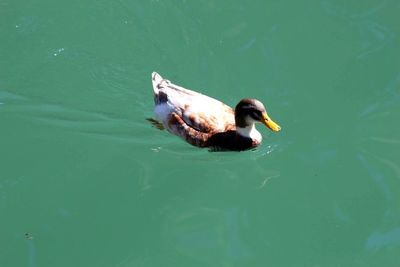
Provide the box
[152,72,235,133]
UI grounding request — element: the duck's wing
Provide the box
[180,102,235,133]
[167,112,210,147]
[152,72,235,133]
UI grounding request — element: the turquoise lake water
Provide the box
[1,1,400,266]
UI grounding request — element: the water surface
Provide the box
[1,1,400,266]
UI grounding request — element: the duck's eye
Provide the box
[250,111,261,120]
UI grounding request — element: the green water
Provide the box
[1,1,400,266]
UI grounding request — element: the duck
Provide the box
[150,72,281,151]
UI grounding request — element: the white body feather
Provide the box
[152,72,234,132]
[236,124,262,142]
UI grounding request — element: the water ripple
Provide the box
[321,0,388,20]
[0,90,148,144]
[366,227,400,251]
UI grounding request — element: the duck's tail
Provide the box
[151,72,162,94]
[151,72,169,104]
[151,72,171,93]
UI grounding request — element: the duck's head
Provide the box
[235,99,281,133]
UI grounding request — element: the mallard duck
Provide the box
[151,72,281,151]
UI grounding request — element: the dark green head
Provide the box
[235,98,281,131]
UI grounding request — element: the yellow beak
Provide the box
[261,113,281,132]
